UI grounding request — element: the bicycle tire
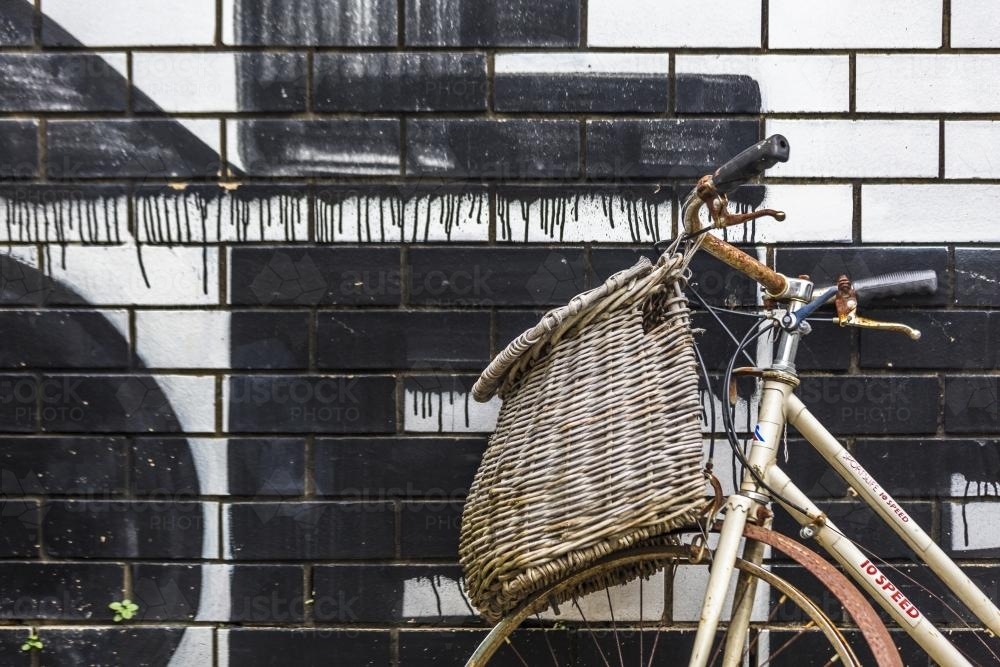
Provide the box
[466,527,902,667]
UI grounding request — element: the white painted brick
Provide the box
[857,55,1000,112]
[952,0,1000,46]
[45,245,219,305]
[712,185,854,244]
[496,191,670,243]
[945,121,1000,179]
[404,383,500,433]
[769,0,941,48]
[675,55,848,113]
[863,185,1000,242]
[588,0,761,47]
[0,191,127,244]
[151,375,217,432]
[137,311,230,369]
[136,189,308,243]
[765,120,939,178]
[316,190,488,242]
[132,53,238,112]
[43,0,216,46]
[176,119,222,156]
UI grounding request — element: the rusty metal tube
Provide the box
[682,189,788,297]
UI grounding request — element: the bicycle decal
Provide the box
[839,450,912,524]
[859,559,923,627]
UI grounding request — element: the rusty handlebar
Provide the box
[683,174,790,299]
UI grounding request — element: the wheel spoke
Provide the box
[606,587,626,667]
[574,598,613,667]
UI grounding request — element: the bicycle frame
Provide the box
[690,303,1000,667]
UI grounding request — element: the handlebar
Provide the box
[823,270,938,303]
[682,134,792,298]
[713,135,790,195]
[683,135,938,318]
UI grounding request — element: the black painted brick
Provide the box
[408,246,589,306]
[406,119,580,178]
[0,310,129,369]
[231,311,310,369]
[586,119,759,178]
[0,54,126,112]
[314,437,485,498]
[132,438,207,496]
[232,119,400,176]
[0,253,51,306]
[0,630,29,665]
[0,374,42,432]
[314,52,487,111]
[675,74,764,114]
[400,501,462,558]
[0,502,40,558]
[316,310,491,370]
[46,120,221,179]
[130,564,204,621]
[797,375,939,435]
[226,375,396,434]
[40,628,199,667]
[795,322,853,372]
[861,310,991,369]
[226,437,306,496]
[313,564,474,622]
[494,309,546,352]
[854,438,1000,499]
[230,564,306,622]
[0,563,121,620]
[775,247,952,307]
[137,53,308,112]
[226,502,394,560]
[955,248,1000,307]
[0,120,38,180]
[1,436,126,495]
[229,247,402,306]
[38,375,190,434]
[43,500,209,558]
[495,71,668,113]
[406,0,580,46]
[132,563,305,622]
[0,1,33,46]
[231,0,397,46]
[780,440,849,499]
[225,629,392,666]
[944,376,1000,434]
[399,630,576,665]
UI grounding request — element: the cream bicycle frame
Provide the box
[689,326,1000,667]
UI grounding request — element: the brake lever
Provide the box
[832,276,921,340]
[708,195,785,229]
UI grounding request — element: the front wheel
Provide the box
[466,531,901,666]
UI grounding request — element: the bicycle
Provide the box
[461,135,1000,666]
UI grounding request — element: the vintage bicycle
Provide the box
[460,136,1000,666]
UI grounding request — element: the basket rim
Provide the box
[471,251,690,402]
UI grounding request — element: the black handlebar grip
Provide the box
[712,135,791,195]
[851,270,938,302]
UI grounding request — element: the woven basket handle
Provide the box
[472,257,665,402]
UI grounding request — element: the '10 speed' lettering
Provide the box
[859,559,921,626]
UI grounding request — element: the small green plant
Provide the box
[109,599,139,622]
[21,630,42,652]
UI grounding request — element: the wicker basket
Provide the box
[460,246,708,623]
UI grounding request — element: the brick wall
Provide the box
[0,0,998,664]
